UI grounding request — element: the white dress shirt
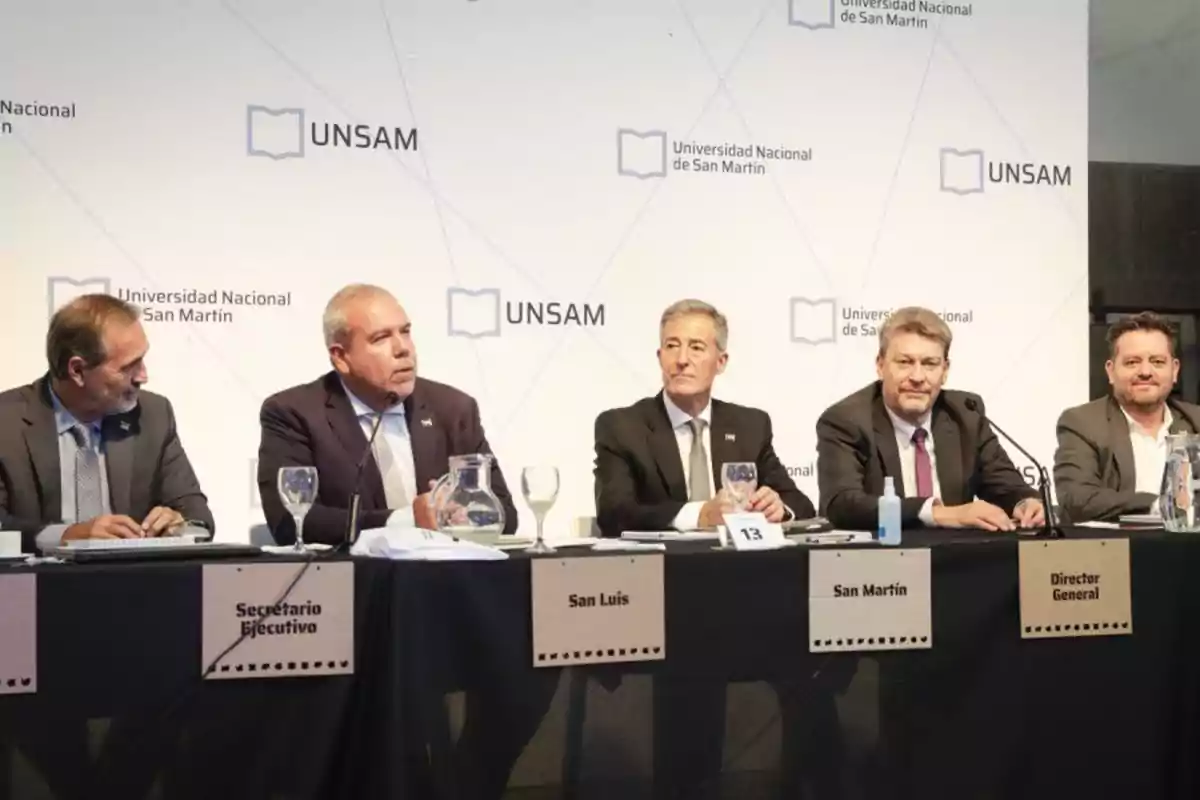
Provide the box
[1122,405,1173,512]
[663,393,713,531]
[884,406,941,525]
[343,382,419,527]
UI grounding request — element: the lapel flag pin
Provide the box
[119,421,131,432]
[420,418,433,427]
[724,433,736,442]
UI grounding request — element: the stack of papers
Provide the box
[1118,514,1162,527]
[620,530,722,542]
[352,527,509,561]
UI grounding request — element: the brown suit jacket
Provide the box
[816,382,1038,531]
[1053,395,1200,522]
[0,376,214,552]
[257,372,518,545]
[593,393,815,537]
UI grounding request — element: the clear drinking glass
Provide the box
[721,462,758,511]
[522,466,560,554]
[278,466,319,551]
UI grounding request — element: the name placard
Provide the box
[202,562,355,680]
[722,512,788,550]
[0,575,36,695]
[1018,539,1132,639]
[809,548,932,652]
[531,554,665,667]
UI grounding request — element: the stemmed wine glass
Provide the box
[522,466,560,554]
[719,462,758,548]
[722,462,758,510]
[278,466,319,551]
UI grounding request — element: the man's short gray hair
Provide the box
[323,283,393,347]
[660,298,729,352]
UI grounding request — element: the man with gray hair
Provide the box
[257,283,518,545]
[594,297,814,536]
[593,299,828,800]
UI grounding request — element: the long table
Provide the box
[1,527,1198,799]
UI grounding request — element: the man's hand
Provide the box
[1013,498,1045,529]
[142,506,185,537]
[931,500,1015,532]
[413,493,436,530]
[698,493,735,527]
[748,486,786,523]
[62,514,144,542]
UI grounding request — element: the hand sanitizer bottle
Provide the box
[878,476,902,546]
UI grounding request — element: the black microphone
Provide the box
[963,397,1065,538]
[345,390,400,548]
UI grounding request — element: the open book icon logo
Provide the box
[447,287,502,338]
[789,297,837,345]
[247,105,306,159]
[47,276,111,320]
[939,148,985,195]
[617,129,668,179]
[788,0,836,29]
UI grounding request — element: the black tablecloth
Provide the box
[2,528,1198,799]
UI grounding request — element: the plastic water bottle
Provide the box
[878,476,902,546]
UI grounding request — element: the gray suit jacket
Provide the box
[816,382,1038,531]
[1053,395,1200,522]
[0,377,214,551]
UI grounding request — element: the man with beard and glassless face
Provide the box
[817,306,1042,531]
[1054,312,1200,522]
[257,283,518,544]
[0,294,213,554]
[594,298,814,536]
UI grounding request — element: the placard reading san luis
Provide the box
[201,562,354,680]
[1018,539,1131,639]
[809,549,932,653]
[530,554,665,668]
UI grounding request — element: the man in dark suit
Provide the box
[593,300,834,800]
[257,284,536,799]
[0,294,213,553]
[257,284,517,545]
[817,306,1041,531]
[1055,311,1200,521]
[0,293,212,799]
[594,300,814,537]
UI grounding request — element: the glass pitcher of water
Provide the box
[1160,434,1200,532]
[430,453,506,535]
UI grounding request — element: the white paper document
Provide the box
[620,530,722,542]
[352,527,509,560]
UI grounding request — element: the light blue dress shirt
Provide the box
[36,391,111,552]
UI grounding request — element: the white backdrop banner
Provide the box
[0,0,1089,541]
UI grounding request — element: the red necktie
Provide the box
[912,427,933,498]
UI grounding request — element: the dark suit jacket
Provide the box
[816,381,1038,531]
[0,376,214,552]
[257,372,518,545]
[1053,395,1200,522]
[593,393,815,537]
